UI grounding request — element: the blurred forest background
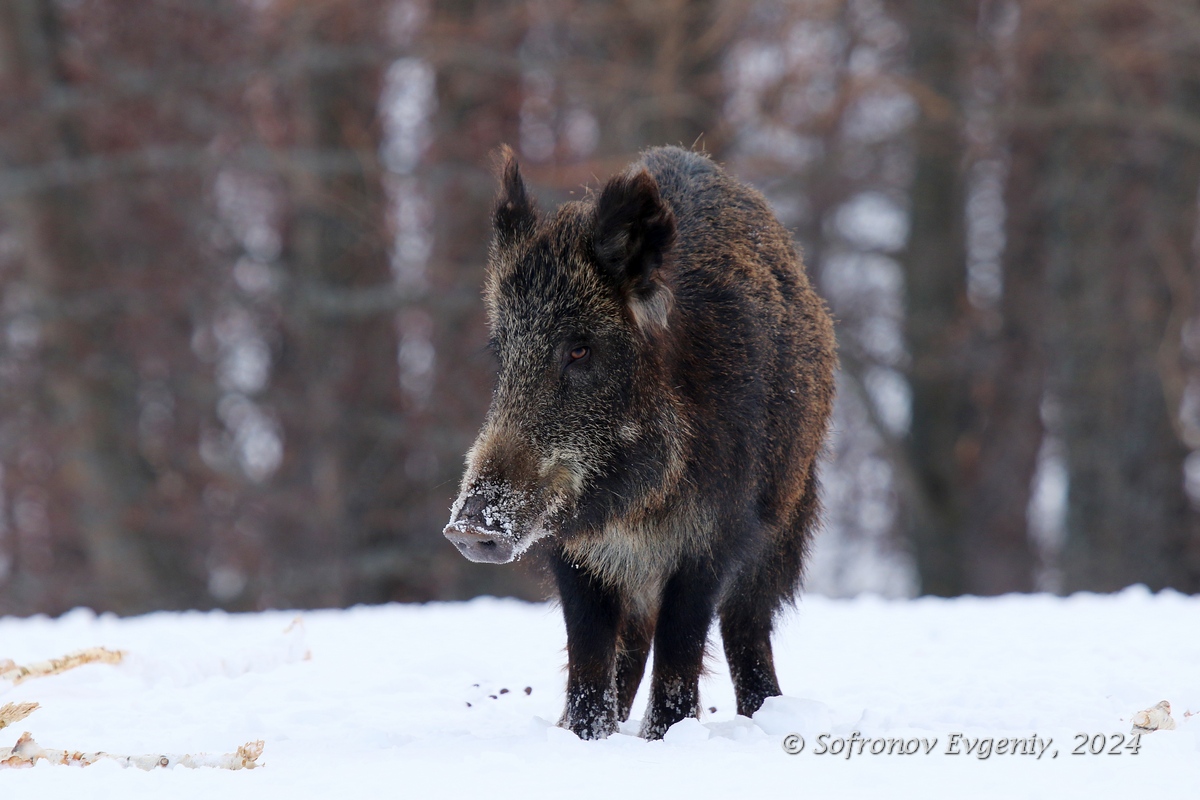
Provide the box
[1,0,1199,615]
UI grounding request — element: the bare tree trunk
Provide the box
[897,0,975,596]
[965,127,1044,594]
[0,0,167,613]
[897,0,1046,595]
[255,0,406,606]
[958,4,1050,595]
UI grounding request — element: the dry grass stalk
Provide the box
[0,703,40,731]
[0,648,125,687]
[1,732,265,770]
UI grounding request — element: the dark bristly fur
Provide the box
[444,146,837,740]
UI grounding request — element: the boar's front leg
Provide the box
[551,553,621,740]
[640,559,722,740]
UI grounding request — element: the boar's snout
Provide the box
[444,526,515,564]
[443,492,517,564]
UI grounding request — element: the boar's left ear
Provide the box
[594,167,677,333]
[492,145,538,248]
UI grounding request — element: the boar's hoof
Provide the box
[443,526,515,564]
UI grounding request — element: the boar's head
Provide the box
[444,147,683,563]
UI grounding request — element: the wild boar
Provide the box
[443,145,836,740]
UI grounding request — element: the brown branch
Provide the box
[835,344,935,533]
[1003,103,1200,148]
[0,145,387,199]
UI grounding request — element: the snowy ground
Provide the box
[1,588,1197,798]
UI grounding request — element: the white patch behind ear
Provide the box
[629,283,673,334]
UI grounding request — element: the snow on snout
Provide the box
[447,481,559,561]
[448,481,527,540]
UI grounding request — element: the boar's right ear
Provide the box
[594,167,676,333]
[492,145,538,248]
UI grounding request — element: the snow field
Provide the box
[1,587,1198,798]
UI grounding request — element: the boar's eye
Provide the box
[566,344,591,367]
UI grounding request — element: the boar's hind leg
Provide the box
[552,554,621,740]
[719,587,783,718]
[721,473,818,717]
[615,615,654,722]
[719,496,813,717]
[640,560,722,740]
